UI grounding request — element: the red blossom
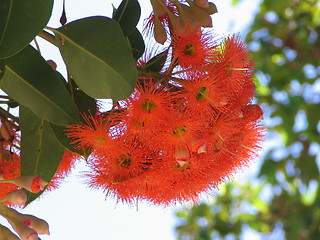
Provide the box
[66,24,265,206]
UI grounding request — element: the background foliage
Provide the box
[175,0,320,239]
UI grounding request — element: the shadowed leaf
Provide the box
[0,0,53,58]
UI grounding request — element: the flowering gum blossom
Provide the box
[0,176,48,193]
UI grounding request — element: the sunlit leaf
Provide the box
[0,0,53,58]
[54,16,137,100]
[0,45,79,125]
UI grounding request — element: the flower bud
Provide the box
[0,204,50,236]
[10,221,38,240]
[150,0,167,18]
[0,121,14,142]
[0,224,20,240]
[185,0,213,27]
[154,16,167,44]
[202,2,218,14]
[22,214,50,235]
[1,190,27,206]
[46,60,57,70]
[0,176,48,193]
[194,0,209,8]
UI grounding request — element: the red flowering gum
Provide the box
[213,35,254,95]
[66,114,118,155]
[179,71,229,117]
[0,153,20,201]
[171,25,216,69]
[47,151,80,191]
[66,23,265,206]
[119,81,179,139]
[0,176,48,193]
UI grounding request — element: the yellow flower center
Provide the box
[173,125,188,136]
[141,99,156,113]
[117,153,132,168]
[183,44,196,56]
[195,86,209,101]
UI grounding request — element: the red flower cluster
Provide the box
[0,136,78,206]
[67,0,265,206]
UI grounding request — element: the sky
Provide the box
[0,0,262,239]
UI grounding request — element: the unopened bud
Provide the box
[194,0,209,8]
[185,0,213,27]
[242,104,264,121]
[0,121,14,142]
[1,190,27,206]
[0,204,49,236]
[0,224,20,240]
[153,16,167,44]
[46,60,57,70]
[10,221,38,240]
[202,2,218,15]
[22,214,50,235]
[0,176,48,193]
[150,0,168,18]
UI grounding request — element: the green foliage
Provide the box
[20,106,65,204]
[112,0,141,36]
[128,28,146,60]
[0,0,53,58]
[175,0,320,239]
[1,45,79,125]
[0,0,143,202]
[54,16,137,100]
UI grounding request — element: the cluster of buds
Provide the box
[66,0,265,206]
[0,203,49,240]
[148,0,217,44]
[0,119,78,239]
[0,121,79,207]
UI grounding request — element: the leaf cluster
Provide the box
[0,0,144,204]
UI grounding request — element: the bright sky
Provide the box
[0,0,261,239]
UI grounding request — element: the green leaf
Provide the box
[54,16,137,100]
[20,106,65,204]
[0,0,53,58]
[50,123,89,157]
[50,89,96,156]
[73,89,97,117]
[113,0,141,36]
[145,49,168,73]
[0,60,4,79]
[0,45,79,125]
[128,28,145,60]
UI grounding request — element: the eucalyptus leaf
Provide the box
[50,123,88,156]
[50,89,96,156]
[20,106,65,204]
[0,0,53,58]
[0,45,79,125]
[128,28,145,60]
[54,16,137,100]
[0,60,4,79]
[113,0,141,36]
[145,49,168,73]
